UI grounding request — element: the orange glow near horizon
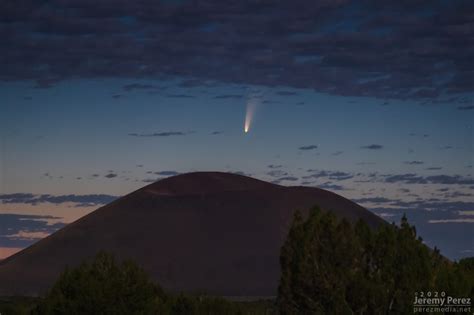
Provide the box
[0,247,22,260]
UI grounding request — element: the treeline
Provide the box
[278,207,474,314]
[29,252,273,315]
[1,206,472,314]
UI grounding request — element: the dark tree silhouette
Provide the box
[278,206,473,314]
[33,251,165,315]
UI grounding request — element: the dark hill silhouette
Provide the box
[0,172,385,297]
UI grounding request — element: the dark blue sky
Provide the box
[0,0,473,260]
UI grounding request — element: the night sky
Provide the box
[1,0,473,260]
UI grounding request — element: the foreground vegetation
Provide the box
[1,206,472,314]
[278,207,474,314]
[0,252,274,315]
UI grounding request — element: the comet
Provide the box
[244,99,258,133]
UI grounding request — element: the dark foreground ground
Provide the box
[0,296,277,315]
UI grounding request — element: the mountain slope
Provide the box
[0,172,385,297]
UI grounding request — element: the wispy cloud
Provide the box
[0,214,66,248]
[165,94,195,98]
[361,144,383,150]
[267,164,283,169]
[276,91,297,96]
[267,170,288,178]
[428,219,474,224]
[298,145,318,151]
[122,83,159,92]
[304,170,353,181]
[404,161,424,165]
[214,94,243,99]
[142,178,156,183]
[0,193,118,206]
[128,131,192,137]
[318,183,345,191]
[386,174,474,185]
[154,171,180,176]
[457,105,474,111]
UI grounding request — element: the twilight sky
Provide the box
[0,0,473,260]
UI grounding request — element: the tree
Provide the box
[32,252,276,314]
[278,207,354,314]
[33,251,165,315]
[277,206,474,314]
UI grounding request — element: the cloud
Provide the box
[262,100,281,104]
[165,94,195,98]
[428,219,474,224]
[230,171,252,177]
[267,170,288,178]
[331,151,344,156]
[457,105,474,111]
[426,175,474,185]
[0,214,66,248]
[178,79,216,88]
[276,91,297,96]
[267,164,283,169]
[3,0,472,100]
[376,212,396,218]
[298,145,318,151]
[214,94,243,99]
[128,131,190,137]
[0,193,118,206]
[33,78,57,89]
[304,170,353,181]
[353,197,394,204]
[154,171,180,176]
[272,176,299,184]
[368,205,474,260]
[369,199,474,214]
[445,191,471,198]
[404,161,424,165]
[122,83,158,92]
[459,211,474,216]
[211,131,223,135]
[383,174,425,184]
[318,183,345,191]
[425,167,443,170]
[356,162,376,165]
[104,173,117,179]
[361,144,383,150]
